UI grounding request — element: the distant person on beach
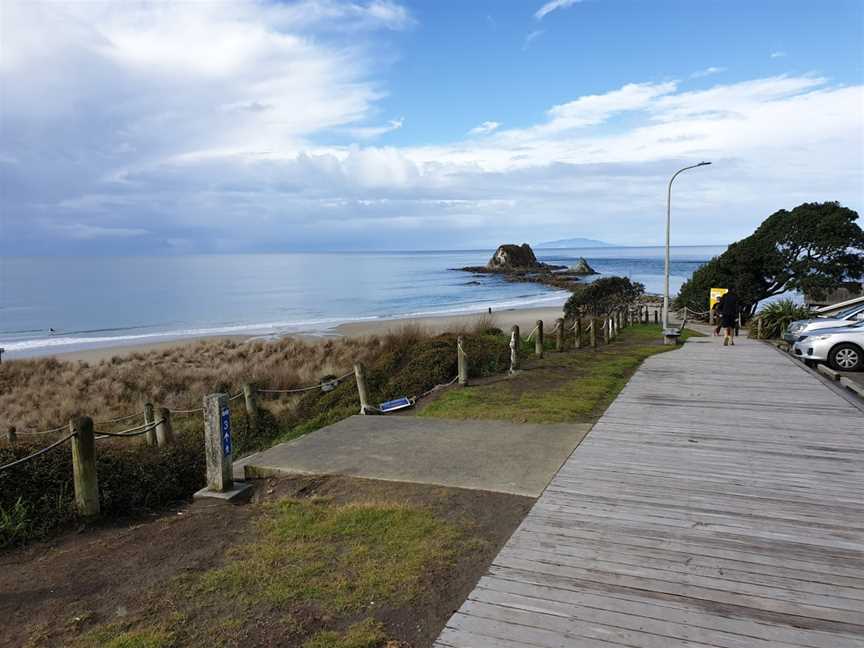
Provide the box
[720,289,739,346]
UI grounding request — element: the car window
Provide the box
[834,304,864,319]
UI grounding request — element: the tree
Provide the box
[677,202,864,317]
[564,276,645,318]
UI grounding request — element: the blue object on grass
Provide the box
[378,396,413,413]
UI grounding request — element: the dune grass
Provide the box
[420,324,700,424]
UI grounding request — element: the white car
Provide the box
[792,321,864,371]
[784,302,864,342]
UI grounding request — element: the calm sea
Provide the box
[0,246,723,358]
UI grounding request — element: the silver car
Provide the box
[784,302,864,342]
[792,321,864,371]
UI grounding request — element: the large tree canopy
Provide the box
[565,276,645,318]
[676,202,864,316]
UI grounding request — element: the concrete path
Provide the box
[242,416,590,497]
[435,334,864,647]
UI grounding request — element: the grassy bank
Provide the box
[420,324,699,423]
[0,322,510,548]
[7,476,531,648]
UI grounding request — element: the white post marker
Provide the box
[194,393,252,501]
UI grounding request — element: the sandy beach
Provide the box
[44,305,567,363]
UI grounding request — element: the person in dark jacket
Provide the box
[712,295,724,336]
[720,289,739,346]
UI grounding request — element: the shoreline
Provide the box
[14,303,570,364]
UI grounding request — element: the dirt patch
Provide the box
[2,475,532,648]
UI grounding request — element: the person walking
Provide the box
[720,289,739,346]
[712,296,724,336]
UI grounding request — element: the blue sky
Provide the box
[1,0,862,254]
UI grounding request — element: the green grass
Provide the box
[77,625,173,648]
[195,498,467,614]
[420,324,699,424]
[71,497,473,647]
[303,619,387,648]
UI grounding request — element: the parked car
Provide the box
[783,302,864,342]
[792,321,864,371]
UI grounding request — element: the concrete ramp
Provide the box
[241,416,591,497]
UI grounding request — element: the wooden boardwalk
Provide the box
[435,334,864,647]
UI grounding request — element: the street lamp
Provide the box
[662,161,711,332]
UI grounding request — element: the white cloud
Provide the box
[54,224,150,240]
[534,0,584,20]
[770,51,787,58]
[523,29,544,50]
[0,2,860,251]
[344,118,405,139]
[690,66,726,79]
[468,121,501,136]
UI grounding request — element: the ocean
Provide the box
[0,246,724,358]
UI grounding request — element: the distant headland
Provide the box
[534,237,612,249]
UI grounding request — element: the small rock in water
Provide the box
[569,257,598,275]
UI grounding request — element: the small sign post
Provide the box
[204,393,232,492]
[195,393,251,501]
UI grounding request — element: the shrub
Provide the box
[564,276,644,318]
[0,431,205,548]
[750,299,812,339]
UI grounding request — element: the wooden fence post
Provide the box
[155,407,174,447]
[535,320,544,358]
[590,318,597,350]
[71,416,99,517]
[457,336,468,386]
[555,318,564,352]
[144,402,156,446]
[242,383,258,429]
[6,426,16,445]
[602,317,609,344]
[509,325,520,373]
[757,317,763,340]
[574,318,582,349]
[203,393,232,492]
[354,363,371,414]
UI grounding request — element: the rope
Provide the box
[96,419,163,438]
[98,419,153,435]
[94,411,141,425]
[16,424,67,437]
[413,376,459,402]
[523,324,540,342]
[0,433,76,473]
[258,371,355,395]
[549,320,561,334]
[169,406,203,415]
[457,340,468,358]
[228,392,244,401]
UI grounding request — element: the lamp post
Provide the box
[662,161,711,332]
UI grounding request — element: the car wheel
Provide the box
[829,343,863,372]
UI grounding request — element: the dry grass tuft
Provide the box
[0,336,386,433]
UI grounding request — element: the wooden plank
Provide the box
[434,334,864,646]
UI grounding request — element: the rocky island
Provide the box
[460,243,597,290]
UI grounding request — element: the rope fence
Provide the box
[0,432,76,473]
[3,301,651,507]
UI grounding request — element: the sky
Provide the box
[1,0,862,254]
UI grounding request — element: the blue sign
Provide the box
[221,407,232,457]
[378,396,413,413]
